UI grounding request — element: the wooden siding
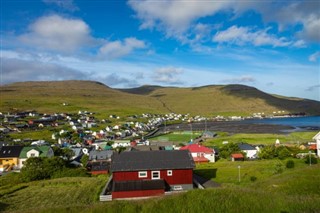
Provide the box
[113,169,193,185]
[112,189,164,199]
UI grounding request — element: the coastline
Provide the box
[163,121,296,134]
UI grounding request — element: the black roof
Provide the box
[112,179,165,192]
[238,143,256,151]
[0,146,24,158]
[87,161,110,171]
[111,150,195,172]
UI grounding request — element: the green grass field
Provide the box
[203,131,318,147]
[1,160,319,213]
[150,131,201,143]
[194,158,308,184]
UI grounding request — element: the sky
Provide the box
[1,0,319,101]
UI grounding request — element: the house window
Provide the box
[30,153,35,157]
[167,170,172,176]
[152,171,160,180]
[138,171,147,178]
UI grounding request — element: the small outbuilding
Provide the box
[231,153,244,162]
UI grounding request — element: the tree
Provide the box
[52,147,74,161]
[219,143,241,159]
[80,154,89,167]
[277,146,291,160]
[259,145,276,159]
[20,157,67,182]
[20,157,49,182]
[62,148,75,161]
[43,156,67,175]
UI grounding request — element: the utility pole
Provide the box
[238,165,241,182]
[309,151,312,166]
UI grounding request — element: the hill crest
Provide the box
[1,80,319,116]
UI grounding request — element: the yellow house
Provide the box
[0,146,23,171]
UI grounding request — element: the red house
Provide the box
[110,150,195,199]
[180,143,215,163]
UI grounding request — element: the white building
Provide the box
[312,132,320,157]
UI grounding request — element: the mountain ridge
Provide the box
[1,80,319,116]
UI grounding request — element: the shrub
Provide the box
[250,176,257,182]
[286,160,295,168]
[273,162,284,174]
[277,147,291,160]
[305,155,318,165]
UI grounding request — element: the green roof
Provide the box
[104,145,112,150]
[19,146,52,158]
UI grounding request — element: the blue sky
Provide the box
[1,0,319,101]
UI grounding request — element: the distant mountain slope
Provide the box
[121,84,320,116]
[0,81,166,116]
[1,81,319,116]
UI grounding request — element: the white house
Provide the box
[180,143,215,163]
[238,143,258,159]
[18,146,54,169]
[312,131,320,157]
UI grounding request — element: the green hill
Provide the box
[0,81,165,117]
[1,81,319,116]
[121,84,320,116]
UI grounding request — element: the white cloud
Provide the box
[99,73,139,87]
[128,0,319,45]
[260,1,320,43]
[221,75,256,84]
[43,0,79,12]
[19,15,94,53]
[309,51,320,62]
[306,84,320,92]
[153,67,183,85]
[1,57,87,84]
[213,26,291,47]
[128,0,229,36]
[293,40,306,48]
[301,15,320,42]
[99,37,146,59]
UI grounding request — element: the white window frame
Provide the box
[138,171,148,178]
[167,170,173,176]
[152,171,160,180]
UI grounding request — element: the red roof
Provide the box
[309,144,317,150]
[193,156,209,163]
[180,143,214,154]
[231,153,244,159]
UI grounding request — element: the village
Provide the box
[0,110,319,201]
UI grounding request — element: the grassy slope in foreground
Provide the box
[1,161,319,213]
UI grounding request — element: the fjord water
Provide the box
[242,116,320,128]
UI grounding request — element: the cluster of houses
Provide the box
[1,110,320,201]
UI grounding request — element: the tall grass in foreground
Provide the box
[3,164,317,213]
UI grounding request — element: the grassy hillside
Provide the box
[1,81,320,116]
[122,84,320,116]
[0,81,167,118]
[1,161,319,213]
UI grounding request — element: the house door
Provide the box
[151,171,160,179]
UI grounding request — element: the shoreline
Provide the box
[161,121,318,134]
